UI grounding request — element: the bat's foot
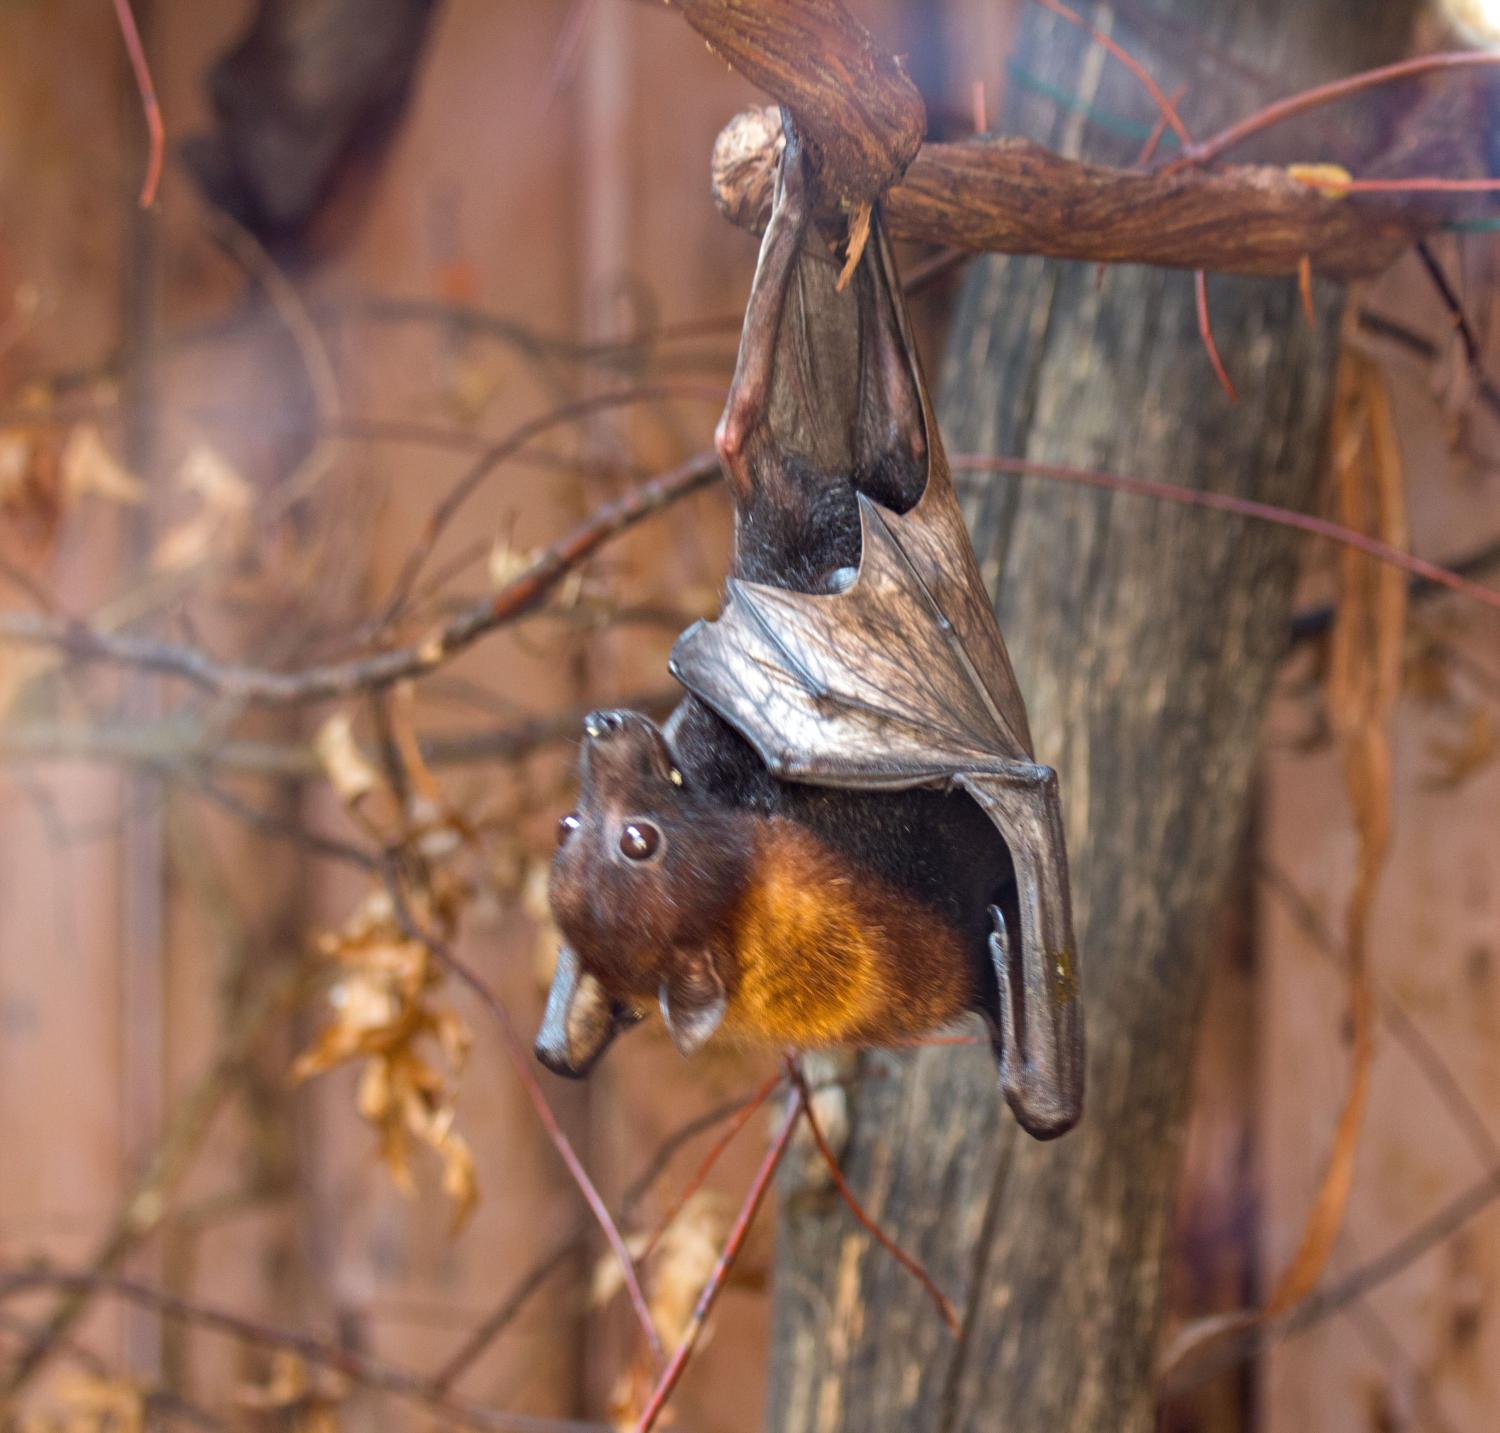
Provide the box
[713,116,815,503]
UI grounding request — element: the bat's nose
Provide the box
[583,709,625,740]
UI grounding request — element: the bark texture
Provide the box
[766,2,1416,1429]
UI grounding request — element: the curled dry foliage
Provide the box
[293,879,478,1230]
[18,1373,146,1433]
[237,1351,347,1433]
[294,703,483,1231]
[1274,345,1408,1305]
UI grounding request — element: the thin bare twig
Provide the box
[641,1069,784,1261]
[0,454,720,702]
[635,1086,805,1432]
[1258,862,1500,1168]
[380,386,722,625]
[0,963,306,1394]
[1168,1157,1500,1392]
[785,1057,958,1333]
[0,690,682,776]
[950,454,1500,614]
[1194,270,1237,402]
[109,0,163,206]
[380,870,664,1367]
[429,1077,795,1394]
[1030,0,1191,144]
[1172,51,1500,170]
[0,1267,607,1433]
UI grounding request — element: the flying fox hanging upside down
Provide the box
[536,116,1084,1139]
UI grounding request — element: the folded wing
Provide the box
[672,492,1033,785]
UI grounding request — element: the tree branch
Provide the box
[667,0,924,206]
[710,101,1474,279]
[0,456,718,706]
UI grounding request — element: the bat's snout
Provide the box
[534,944,631,1079]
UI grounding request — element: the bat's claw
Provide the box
[987,905,1081,1141]
[776,108,810,213]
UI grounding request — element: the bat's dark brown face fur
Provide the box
[549,710,752,1004]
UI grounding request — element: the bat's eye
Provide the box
[618,820,662,861]
[557,814,581,847]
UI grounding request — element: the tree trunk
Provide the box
[766,2,1416,1428]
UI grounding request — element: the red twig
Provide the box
[383,878,664,1368]
[785,1057,959,1334]
[634,1087,805,1433]
[1030,0,1191,144]
[640,1069,783,1262]
[950,453,1500,614]
[1173,51,1500,171]
[1028,2,1241,405]
[109,0,163,207]
[1136,85,1187,166]
[1195,270,1237,402]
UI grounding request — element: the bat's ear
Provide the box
[534,944,631,1077]
[659,951,727,1057]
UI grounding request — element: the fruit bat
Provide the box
[537,116,1083,1139]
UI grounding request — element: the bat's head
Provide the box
[541,709,751,1069]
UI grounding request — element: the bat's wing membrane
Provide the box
[958,769,1084,1137]
[671,493,1031,783]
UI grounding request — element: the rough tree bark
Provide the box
[767,2,1417,1429]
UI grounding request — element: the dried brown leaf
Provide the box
[1287,162,1353,198]
[1424,707,1496,789]
[60,424,145,505]
[152,444,253,571]
[30,1374,146,1433]
[1263,347,1405,1315]
[836,201,873,291]
[594,1191,730,1349]
[295,881,478,1227]
[314,711,384,807]
[238,1352,345,1432]
[488,537,537,590]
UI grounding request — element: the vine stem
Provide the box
[634,1085,805,1432]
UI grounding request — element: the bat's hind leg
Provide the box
[713,115,813,504]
